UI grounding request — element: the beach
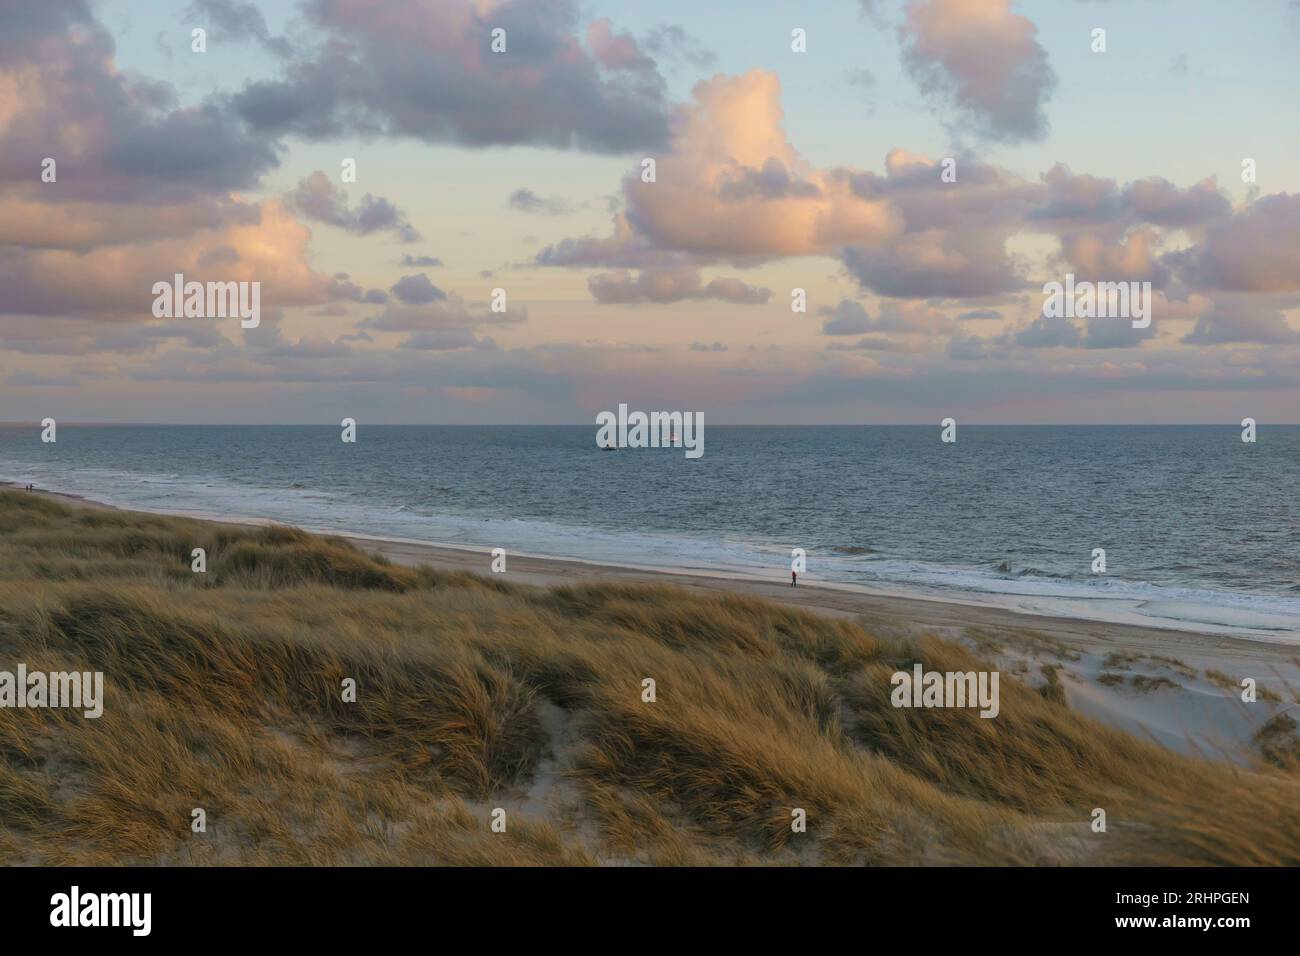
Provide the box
[12,481,1297,764]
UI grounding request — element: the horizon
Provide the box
[2,1,1298,423]
[4,420,1298,428]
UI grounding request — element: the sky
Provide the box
[2,0,1299,424]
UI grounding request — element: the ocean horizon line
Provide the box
[1,421,1296,429]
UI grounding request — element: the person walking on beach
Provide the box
[791,569,797,587]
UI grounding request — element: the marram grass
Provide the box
[0,491,1295,866]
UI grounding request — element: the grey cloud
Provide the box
[1015,313,1083,349]
[820,298,956,338]
[899,0,1057,142]
[389,274,446,306]
[1182,294,1300,345]
[285,172,420,241]
[361,294,526,334]
[842,155,1036,298]
[820,300,875,335]
[0,2,278,202]
[230,0,671,154]
[1123,177,1231,228]
[1082,316,1158,349]
[948,332,1011,361]
[185,0,293,57]
[716,159,821,202]
[509,189,573,215]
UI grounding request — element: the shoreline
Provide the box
[8,480,1299,651]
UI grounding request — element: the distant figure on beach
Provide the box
[791,569,797,587]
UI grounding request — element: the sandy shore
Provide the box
[10,482,1299,762]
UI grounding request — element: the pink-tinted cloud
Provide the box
[619,70,901,260]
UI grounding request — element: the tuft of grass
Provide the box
[0,490,1297,866]
[1254,714,1300,772]
[1039,663,1068,705]
[1131,675,1181,693]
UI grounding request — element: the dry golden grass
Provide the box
[0,490,1296,866]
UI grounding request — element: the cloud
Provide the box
[0,0,357,356]
[389,274,446,306]
[898,0,1056,142]
[1030,165,1233,286]
[820,300,875,335]
[508,189,572,216]
[821,306,873,340]
[0,199,347,322]
[537,75,1272,311]
[842,150,1036,297]
[1173,193,1300,293]
[588,267,770,304]
[1123,177,1232,228]
[538,69,901,289]
[543,76,1258,308]
[185,0,293,57]
[0,315,231,356]
[534,213,671,269]
[360,289,526,336]
[586,18,655,72]
[399,254,443,268]
[1057,227,1170,285]
[0,193,262,252]
[1182,294,1300,345]
[948,331,1010,360]
[401,330,497,351]
[715,158,822,202]
[1015,313,1082,349]
[0,0,279,202]
[641,24,716,69]
[1082,315,1158,349]
[1016,306,1159,351]
[230,0,672,153]
[285,171,420,241]
[622,71,901,260]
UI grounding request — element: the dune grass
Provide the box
[0,490,1296,866]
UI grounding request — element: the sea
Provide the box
[2,424,1297,640]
